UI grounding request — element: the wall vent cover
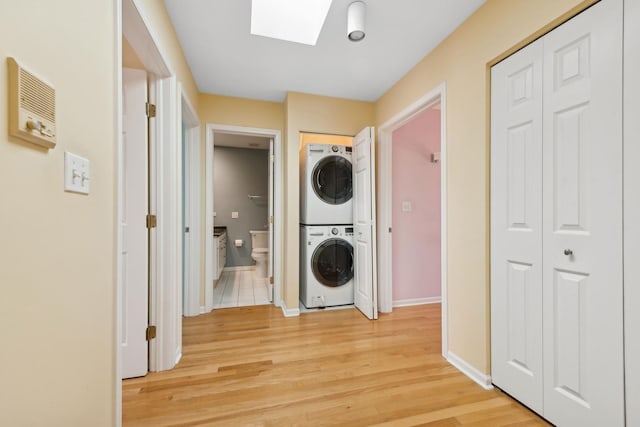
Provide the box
[7,57,57,149]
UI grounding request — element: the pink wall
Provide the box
[392,107,441,302]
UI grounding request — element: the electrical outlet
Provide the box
[402,201,412,212]
[64,152,90,194]
[232,211,239,219]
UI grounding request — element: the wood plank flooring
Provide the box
[123,304,549,426]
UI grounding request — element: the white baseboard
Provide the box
[393,297,441,307]
[223,265,255,272]
[280,300,300,317]
[199,305,206,314]
[446,351,493,390]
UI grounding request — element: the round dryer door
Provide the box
[312,155,352,205]
[311,238,354,287]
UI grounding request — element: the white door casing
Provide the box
[121,67,148,379]
[353,127,378,320]
[490,38,544,413]
[541,1,623,425]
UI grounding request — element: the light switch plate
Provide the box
[64,152,90,194]
[232,211,239,219]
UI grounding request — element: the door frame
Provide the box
[181,88,201,317]
[204,124,283,312]
[377,83,448,357]
[118,0,185,410]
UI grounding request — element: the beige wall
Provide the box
[0,0,116,425]
[285,92,375,309]
[198,94,284,303]
[375,0,592,373]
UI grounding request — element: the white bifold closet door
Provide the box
[491,0,623,425]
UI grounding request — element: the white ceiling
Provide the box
[163,0,485,102]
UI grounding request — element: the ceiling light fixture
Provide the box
[250,0,333,46]
[347,1,366,42]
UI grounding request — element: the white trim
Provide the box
[205,123,284,313]
[199,305,206,314]
[180,85,201,318]
[392,297,442,307]
[148,76,182,372]
[114,1,123,425]
[280,300,301,317]
[447,351,494,390]
[122,0,171,78]
[377,83,448,358]
[223,266,256,272]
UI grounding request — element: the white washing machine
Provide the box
[300,143,353,225]
[300,225,354,308]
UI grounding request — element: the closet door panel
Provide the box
[624,0,640,425]
[542,0,623,425]
[490,38,543,413]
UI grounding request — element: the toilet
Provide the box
[249,230,269,282]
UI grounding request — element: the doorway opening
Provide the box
[378,83,447,356]
[120,0,187,387]
[205,124,283,312]
[213,133,271,307]
[181,95,200,317]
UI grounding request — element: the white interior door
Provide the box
[268,138,274,301]
[542,1,623,425]
[490,37,544,413]
[182,124,190,316]
[353,127,378,319]
[121,67,148,379]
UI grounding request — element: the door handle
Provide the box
[564,249,573,256]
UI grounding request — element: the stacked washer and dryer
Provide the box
[299,143,354,308]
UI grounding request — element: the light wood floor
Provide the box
[123,304,549,426]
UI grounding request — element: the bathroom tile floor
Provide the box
[213,268,271,308]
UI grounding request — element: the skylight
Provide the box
[250,0,333,46]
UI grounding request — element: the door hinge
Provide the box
[269,215,274,224]
[146,325,157,341]
[146,102,156,118]
[269,276,274,284]
[185,226,190,233]
[146,214,157,229]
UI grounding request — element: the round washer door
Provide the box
[311,238,354,287]
[312,155,352,205]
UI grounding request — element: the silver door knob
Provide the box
[564,249,573,256]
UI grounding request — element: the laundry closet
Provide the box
[298,130,378,318]
[490,0,638,425]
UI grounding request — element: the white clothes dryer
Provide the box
[300,225,354,308]
[300,143,353,225]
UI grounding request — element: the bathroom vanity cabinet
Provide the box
[213,230,227,280]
